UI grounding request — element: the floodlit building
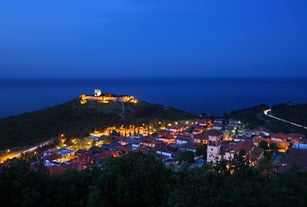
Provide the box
[207,130,222,163]
[94,89,102,96]
[79,89,138,104]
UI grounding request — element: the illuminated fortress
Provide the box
[80,89,138,104]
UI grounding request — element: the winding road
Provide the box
[263,109,307,130]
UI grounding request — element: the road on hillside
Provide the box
[0,140,55,163]
[263,109,307,130]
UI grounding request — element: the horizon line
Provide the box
[1,76,307,80]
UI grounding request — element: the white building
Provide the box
[207,130,222,163]
[94,89,102,96]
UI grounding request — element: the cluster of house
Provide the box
[39,118,306,175]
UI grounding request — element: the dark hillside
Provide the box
[271,103,307,126]
[0,98,196,149]
[229,104,269,128]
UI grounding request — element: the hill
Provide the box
[268,102,307,134]
[228,104,269,128]
[0,98,196,150]
[271,102,307,126]
[229,102,307,135]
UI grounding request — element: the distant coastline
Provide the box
[0,77,306,119]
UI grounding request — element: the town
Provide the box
[31,92,305,175]
[1,92,306,206]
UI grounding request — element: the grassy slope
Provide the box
[0,99,196,149]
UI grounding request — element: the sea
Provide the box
[0,78,306,119]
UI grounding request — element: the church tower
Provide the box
[207,129,222,163]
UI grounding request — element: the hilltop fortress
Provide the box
[80,89,138,104]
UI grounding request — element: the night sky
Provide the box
[1,0,306,78]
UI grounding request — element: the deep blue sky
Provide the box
[0,0,306,78]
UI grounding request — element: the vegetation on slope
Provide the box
[0,151,306,207]
[0,99,196,150]
[228,104,269,128]
[271,103,307,126]
[228,103,307,136]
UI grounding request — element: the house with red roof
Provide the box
[193,131,209,144]
[271,133,288,143]
[192,126,204,135]
[175,135,191,145]
[179,142,199,153]
[223,141,261,164]
[153,144,177,159]
[139,136,158,148]
[156,136,175,144]
[231,141,256,157]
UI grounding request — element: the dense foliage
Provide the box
[1,151,306,207]
[0,99,196,149]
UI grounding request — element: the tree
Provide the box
[270,143,278,151]
[177,151,194,163]
[258,140,269,150]
[196,144,207,159]
[101,151,170,207]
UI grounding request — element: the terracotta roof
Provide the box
[194,130,209,138]
[232,141,255,153]
[153,144,177,154]
[180,142,199,150]
[207,129,222,136]
[115,145,132,153]
[272,133,287,140]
